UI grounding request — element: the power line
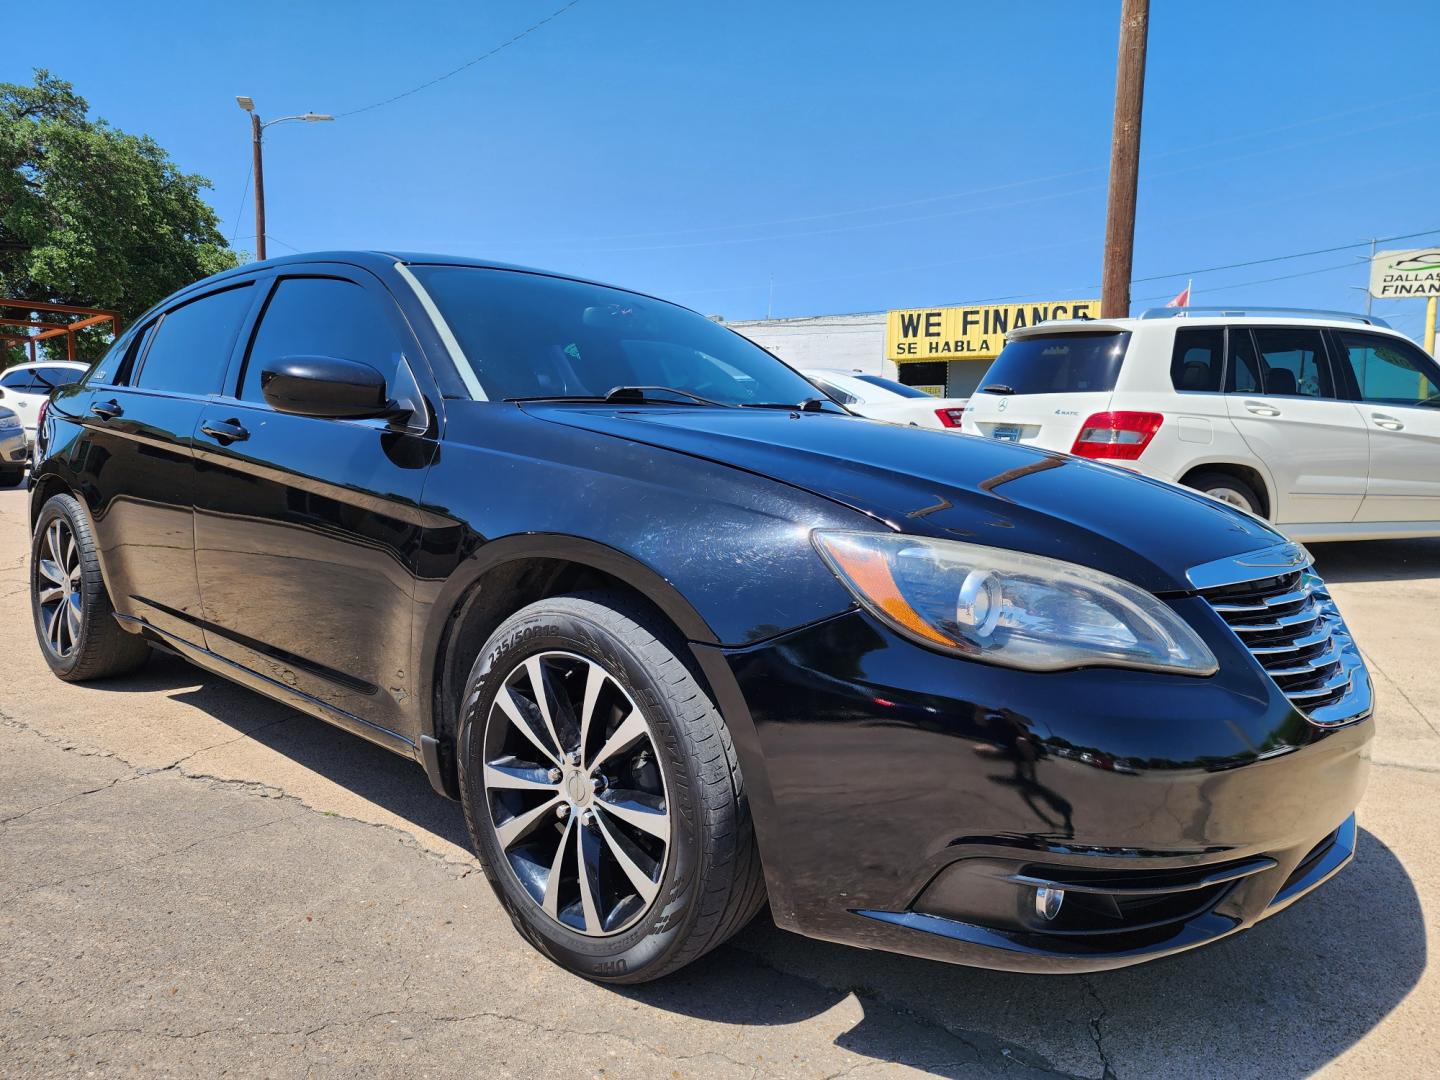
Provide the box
[720,227,1440,324]
[337,1,586,118]
[1129,227,1440,285]
[1131,261,1358,304]
[513,107,1440,256]
[508,96,1440,252]
[228,160,253,243]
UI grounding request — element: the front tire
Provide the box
[31,493,150,681]
[0,466,23,488]
[458,592,765,983]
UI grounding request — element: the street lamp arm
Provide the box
[261,114,335,129]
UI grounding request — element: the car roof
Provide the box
[174,250,696,316]
[6,360,88,370]
[1009,309,1410,342]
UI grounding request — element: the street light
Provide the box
[235,96,334,261]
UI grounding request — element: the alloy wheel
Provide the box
[1207,486,1254,511]
[35,518,83,658]
[482,650,671,937]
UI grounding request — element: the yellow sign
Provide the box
[887,299,1100,363]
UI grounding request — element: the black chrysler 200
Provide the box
[29,253,1372,983]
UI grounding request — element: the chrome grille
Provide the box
[1188,543,1371,728]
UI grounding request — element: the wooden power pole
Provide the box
[1101,0,1150,318]
[250,110,267,262]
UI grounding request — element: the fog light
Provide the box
[1034,885,1065,920]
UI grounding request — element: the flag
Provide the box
[1166,280,1192,308]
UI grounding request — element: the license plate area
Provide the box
[991,425,1023,442]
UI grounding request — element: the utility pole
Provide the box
[1100,0,1150,319]
[250,109,267,261]
[235,97,334,263]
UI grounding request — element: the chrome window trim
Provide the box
[394,262,487,401]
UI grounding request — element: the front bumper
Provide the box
[1,429,28,465]
[699,604,1372,973]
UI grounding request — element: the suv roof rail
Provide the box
[1137,305,1391,328]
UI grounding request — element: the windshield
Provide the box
[855,374,931,399]
[412,266,834,408]
[979,331,1131,395]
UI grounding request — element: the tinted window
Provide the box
[1170,328,1224,392]
[109,322,157,386]
[240,277,403,402]
[1227,329,1262,393]
[979,332,1130,395]
[1247,327,1334,398]
[1336,331,1440,408]
[856,374,931,399]
[809,377,858,405]
[412,266,833,408]
[136,285,254,396]
[31,366,82,389]
[0,369,37,391]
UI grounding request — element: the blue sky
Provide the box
[11,1,1440,338]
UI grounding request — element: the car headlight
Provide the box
[0,414,20,430]
[812,530,1217,676]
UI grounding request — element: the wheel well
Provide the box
[1179,463,1271,519]
[28,475,72,531]
[430,558,693,757]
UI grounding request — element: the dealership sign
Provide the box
[886,299,1100,362]
[1369,248,1440,299]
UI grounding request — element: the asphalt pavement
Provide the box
[1,485,1436,1078]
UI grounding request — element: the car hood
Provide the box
[521,404,1285,593]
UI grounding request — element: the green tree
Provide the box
[0,69,240,363]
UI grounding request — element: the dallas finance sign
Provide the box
[887,299,1099,362]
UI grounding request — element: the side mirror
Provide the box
[260,355,405,420]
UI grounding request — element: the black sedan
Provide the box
[28,252,1372,982]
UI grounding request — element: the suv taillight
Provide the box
[36,398,49,436]
[935,407,965,428]
[1070,411,1163,460]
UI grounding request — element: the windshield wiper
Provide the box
[981,383,1016,395]
[503,386,732,407]
[740,398,832,412]
[603,385,733,407]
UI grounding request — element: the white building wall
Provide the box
[723,313,893,377]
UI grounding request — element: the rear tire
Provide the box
[1188,471,1264,517]
[31,493,150,681]
[457,591,766,983]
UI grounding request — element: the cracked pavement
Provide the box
[1,487,1436,1078]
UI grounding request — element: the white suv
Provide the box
[0,361,89,447]
[960,307,1440,542]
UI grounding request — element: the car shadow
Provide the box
[626,826,1423,1078]
[87,652,1424,1079]
[1309,535,1440,583]
[90,650,474,853]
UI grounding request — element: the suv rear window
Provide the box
[979,332,1130,395]
[1171,328,1224,392]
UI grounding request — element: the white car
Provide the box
[803,368,968,430]
[0,361,88,446]
[960,307,1440,542]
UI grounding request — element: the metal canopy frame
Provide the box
[0,299,121,363]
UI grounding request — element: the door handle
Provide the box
[1243,400,1281,417]
[1371,413,1405,431]
[89,399,123,420]
[200,418,250,443]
